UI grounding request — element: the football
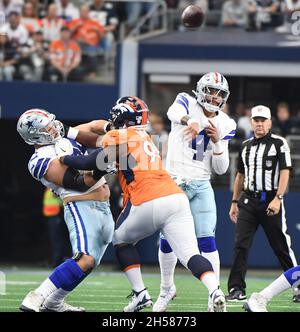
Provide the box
[181,5,205,28]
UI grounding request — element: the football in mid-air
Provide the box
[181,5,205,28]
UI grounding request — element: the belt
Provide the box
[244,190,276,201]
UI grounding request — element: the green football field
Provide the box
[0,266,299,312]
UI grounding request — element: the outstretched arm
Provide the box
[63,120,112,148]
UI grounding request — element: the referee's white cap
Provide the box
[251,105,271,119]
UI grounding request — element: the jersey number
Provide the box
[189,129,210,161]
[143,140,159,162]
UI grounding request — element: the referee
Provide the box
[226,105,298,302]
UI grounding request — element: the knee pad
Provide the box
[187,254,213,280]
[115,244,141,271]
[284,266,300,287]
[160,238,173,254]
[198,237,217,253]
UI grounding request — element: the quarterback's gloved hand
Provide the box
[55,138,74,159]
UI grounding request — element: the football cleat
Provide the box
[153,285,177,312]
[208,288,226,312]
[19,291,45,312]
[123,288,153,312]
[225,288,247,302]
[40,301,86,312]
[243,293,268,312]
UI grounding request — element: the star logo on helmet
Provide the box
[26,120,34,128]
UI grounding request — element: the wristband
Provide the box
[67,127,79,140]
[187,118,199,126]
[212,141,224,154]
[232,200,238,204]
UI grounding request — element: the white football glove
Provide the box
[55,138,74,159]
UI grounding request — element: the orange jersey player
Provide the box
[59,96,226,312]
[101,125,183,207]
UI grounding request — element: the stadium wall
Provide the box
[0,82,118,121]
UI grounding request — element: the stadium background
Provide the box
[0,0,300,272]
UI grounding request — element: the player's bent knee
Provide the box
[187,254,213,279]
[74,253,95,272]
[115,244,141,271]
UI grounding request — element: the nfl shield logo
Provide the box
[266,160,272,167]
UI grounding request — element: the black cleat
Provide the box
[225,288,247,302]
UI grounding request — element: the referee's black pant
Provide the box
[227,192,297,292]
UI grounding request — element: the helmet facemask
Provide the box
[193,72,230,113]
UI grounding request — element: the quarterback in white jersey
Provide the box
[154,72,237,312]
[17,109,114,313]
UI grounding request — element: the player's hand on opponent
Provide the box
[205,120,220,143]
[266,198,281,216]
[229,203,239,224]
[55,139,74,160]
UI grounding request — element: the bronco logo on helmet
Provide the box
[109,96,149,129]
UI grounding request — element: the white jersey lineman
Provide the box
[28,138,106,199]
[28,138,114,266]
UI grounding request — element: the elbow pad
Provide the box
[62,168,90,192]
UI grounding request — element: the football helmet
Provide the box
[17,109,64,145]
[193,72,230,113]
[109,96,149,129]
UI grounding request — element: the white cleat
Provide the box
[208,288,226,312]
[123,288,153,312]
[243,293,268,312]
[19,291,45,312]
[40,301,86,312]
[153,285,177,312]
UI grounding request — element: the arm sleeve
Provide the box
[62,148,103,170]
[62,168,90,192]
[278,139,292,170]
[212,140,230,175]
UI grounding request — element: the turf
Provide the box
[0,267,299,312]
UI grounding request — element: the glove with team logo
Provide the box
[55,138,74,159]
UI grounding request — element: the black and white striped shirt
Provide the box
[238,132,292,192]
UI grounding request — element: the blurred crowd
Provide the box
[0,0,122,82]
[0,0,299,82]
[167,0,300,32]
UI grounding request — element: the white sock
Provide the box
[35,278,57,299]
[158,249,177,290]
[260,274,291,301]
[43,288,70,306]
[201,250,220,284]
[125,266,145,293]
[201,271,219,295]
